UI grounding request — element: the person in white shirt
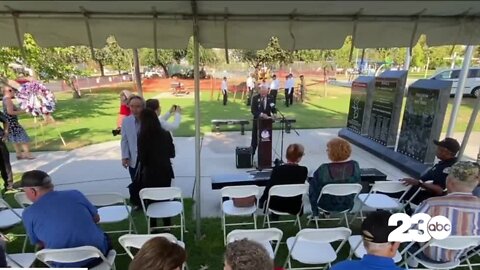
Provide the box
[284,74,294,107]
[221,77,228,106]
[145,99,181,132]
[246,74,255,106]
[269,74,280,104]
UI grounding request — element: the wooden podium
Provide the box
[257,118,273,169]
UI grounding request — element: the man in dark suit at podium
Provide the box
[251,86,277,155]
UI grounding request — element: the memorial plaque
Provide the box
[367,71,407,147]
[397,79,452,164]
[347,76,375,135]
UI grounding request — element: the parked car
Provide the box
[144,68,164,79]
[429,68,480,97]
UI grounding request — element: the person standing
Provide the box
[299,75,306,103]
[221,77,228,106]
[284,74,294,107]
[246,74,255,106]
[121,95,145,181]
[137,109,175,230]
[0,112,12,191]
[113,90,132,135]
[269,74,279,104]
[2,86,34,160]
[250,87,276,155]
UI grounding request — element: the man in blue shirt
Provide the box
[331,210,404,270]
[15,170,111,268]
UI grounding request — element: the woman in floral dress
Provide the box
[2,86,34,160]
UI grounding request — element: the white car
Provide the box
[144,69,164,78]
[430,68,480,97]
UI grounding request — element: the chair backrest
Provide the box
[370,181,410,194]
[227,228,283,243]
[221,185,261,199]
[0,198,21,218]
[293,228,351,253]
[84,192,126,207]
[317,183,363,202]
[118,233,181,259]
[139,187,182,201]
[428,235,480,250]
[268,184,308,198]
[14,192,33,208]
[35,246,109,267]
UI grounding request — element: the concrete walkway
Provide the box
[11,129,479,217]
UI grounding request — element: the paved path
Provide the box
[11,129,479,217]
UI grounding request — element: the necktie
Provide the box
[262,97,266,110]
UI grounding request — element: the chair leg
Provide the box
[315,217,319,229]
[22,237,28,253]
[147,217,151,234]
[222,213,227,245]
[253,214,257,229]
[343,213,350,229]
[180,213,184,241]
[296,215,302,230]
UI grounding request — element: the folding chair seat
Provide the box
[35,246,116,270]
[0,198,23,229]
[284,227,351,269]
[226,228,283,259]
[118,233,186,259]
[139,187,186,240]
[348,235,403,263]
[308,183,362,229]
[220,185,261,244]
[263,184,308,230]
[85,192,137,234]
[403,235,480,270]
[6,253,36,268]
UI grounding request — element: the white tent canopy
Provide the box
[1,1,480,50]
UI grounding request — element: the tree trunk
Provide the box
[98,61,105,77]
[66,78,81,99]
[160,64,169,77]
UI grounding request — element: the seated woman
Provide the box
[129,237,186,270]
[309,138,361,217]
[259,143,308,218]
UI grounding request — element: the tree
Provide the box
[139,48,185,77]
[105,37,131,74]
[0,48,20,78]
[186,38,218,66]
[93,48,108,76]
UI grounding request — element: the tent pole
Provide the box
[446,45,474,137]
[458,92,480,159]
[132,48,143,97]
[403,48,411,71]
[192,0,202,239]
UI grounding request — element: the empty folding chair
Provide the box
[139,187,186,240]
[14,192,33,208]
[284,227,351,269]
[35,246,116,270]
[6,253,36,268]
[309,183,362,229]
[0,198,23,229]
[84,192,137,234]
[220,185,261,244]
[263,183,308,230]
[118,233,185,259]
[351,181,415,224]
[403,235,480,270]
[226,228,283,260]
[348,235,403,263]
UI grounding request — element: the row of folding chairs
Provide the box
[221,181,420,244]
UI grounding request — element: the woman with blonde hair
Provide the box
[129,237,186,270]
[308,138,361,217]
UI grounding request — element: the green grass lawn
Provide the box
[4,83,478,152]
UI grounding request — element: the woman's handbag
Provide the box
[232,196,256,208]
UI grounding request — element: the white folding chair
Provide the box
[139,187,186,240]
[118,233,186,259]
[263,184,308,230]
[220,185,261,244]
[284,227,351,269]
[14,192,33,208]
[309,183,362,229]
[404,235,480,270]
[35,246,116,270]
[351,181,414,224]
[227,228,283,259]
[348,235,403,263]
[0,198,23,229]
[84,192,137,234]
[6,253,36,268]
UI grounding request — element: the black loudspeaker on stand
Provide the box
[236,146,253,168]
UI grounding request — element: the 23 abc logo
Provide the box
[388,213,452,242]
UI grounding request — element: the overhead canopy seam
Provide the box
[5,6,25,59]
[288,9,297,51]
[80,7,95,59]
[224,8,229,64]
[409,9,427,56]
[349,8,363,63]
[152,7,158,64]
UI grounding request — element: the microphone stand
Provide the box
[273,107,300,166]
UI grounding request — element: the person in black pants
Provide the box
[137,109,176,231]
[0,112,12,191]
[259,144,308,220]
[250,86,276,155]
[221,77,228,106]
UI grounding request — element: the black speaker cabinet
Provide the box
[236,147,253,168]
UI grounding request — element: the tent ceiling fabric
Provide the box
[0,1,479,49]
